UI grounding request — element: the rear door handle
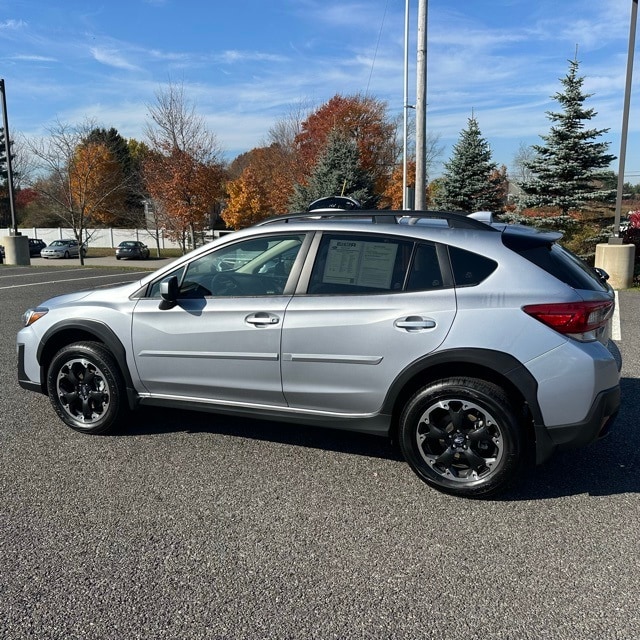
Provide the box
[395,316,436,331]
[245,312,280,326]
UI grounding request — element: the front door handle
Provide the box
[395,316,436,331]
[246,312,280,326]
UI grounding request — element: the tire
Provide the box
[64,251,70,258]
[47,341,128,434]
[398,377,522,498]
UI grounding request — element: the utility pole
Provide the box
[414,0,428,210]
[402,0,411,209]
[0,79,17,234]
[612,0,638,242]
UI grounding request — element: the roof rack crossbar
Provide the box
[256,210,498,231]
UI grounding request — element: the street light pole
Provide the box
[0,79,17,235]
[402,0,410,210]
[415,0,428,210]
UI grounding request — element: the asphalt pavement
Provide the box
[1,264,639,639]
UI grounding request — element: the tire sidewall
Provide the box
[47,342,125,434]
[399,379,522,497]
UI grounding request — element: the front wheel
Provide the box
[47,341,128,434]
[399,377,523,498]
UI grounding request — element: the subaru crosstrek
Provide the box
[17,211,621,497]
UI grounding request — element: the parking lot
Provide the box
[1,262,640,639]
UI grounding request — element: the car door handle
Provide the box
[245,312,280,326]
[395,316,436,331]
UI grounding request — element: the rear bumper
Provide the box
[535,384,621,464]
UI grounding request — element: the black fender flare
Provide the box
[37,319,139,409]
[381,347,543,426]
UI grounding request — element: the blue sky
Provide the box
[1,0,639,182]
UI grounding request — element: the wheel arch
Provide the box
[37,320,138,409]
[384,348,541,449]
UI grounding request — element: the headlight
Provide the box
[23,307,49,327]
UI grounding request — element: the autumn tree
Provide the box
[383,160,416,209]
[70,140,126,226]
[84,127,144,225]
[144,82,226,251]
[223,144,295,229]
[289,130,377,211]
[24,119,131,263]
[294,94,398,195]
[381,131,444,209]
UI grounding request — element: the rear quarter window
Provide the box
[448,246,498,286]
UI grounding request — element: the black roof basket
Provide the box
[256,209,499,231]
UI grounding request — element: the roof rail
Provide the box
[256,210,499,231]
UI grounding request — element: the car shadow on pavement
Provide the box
[502,375,640,501]
[116,406,404,462]
[115,375,640,500]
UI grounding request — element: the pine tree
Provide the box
[519,57,616,214]
[289,129,377,211]
[433,116,505,213]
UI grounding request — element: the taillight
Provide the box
[522,300,614,338]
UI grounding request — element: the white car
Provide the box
[40,239,86,259]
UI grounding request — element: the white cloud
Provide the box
[0,19,27,30]
[90,47,140,71]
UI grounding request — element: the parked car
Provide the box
[115,241,150,260]
[40,239,86,259]
[17,210,621,497]
[29,239,47,257]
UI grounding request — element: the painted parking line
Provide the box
[612,290,621,341]
[0,271,150,290]
[0,268,86,280]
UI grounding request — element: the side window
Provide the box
[406,243,443,291]
[148,234,306,299]
[449,246,498,286]
[308,234,412,294]
[148,265,186,298]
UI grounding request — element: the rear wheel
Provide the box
[47,341,127,434]
[399,377,522,498]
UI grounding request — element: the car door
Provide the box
[131,233,308,407]
[280,233,457,415]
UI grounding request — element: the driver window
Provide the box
[181,234,305,297]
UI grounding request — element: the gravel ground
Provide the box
[1,265,639,640]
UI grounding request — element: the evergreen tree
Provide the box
[519,57,616,214]
[289,129,377,211]
[433,116,505,213]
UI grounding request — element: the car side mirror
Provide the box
[159,276,179,309]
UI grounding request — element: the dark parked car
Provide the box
[29,239,47,257]
[116,241,150,260]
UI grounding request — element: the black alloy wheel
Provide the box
[399,377,523,497]
[47,341,127,434]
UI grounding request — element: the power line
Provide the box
[366,0,390,95]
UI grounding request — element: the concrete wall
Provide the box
[1,227,182,249]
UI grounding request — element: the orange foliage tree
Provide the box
[143,82,226,250]
[70,141,126,226]
[144,148,225,250]
[294,94,398,195]
[381,160,416,209]
[223,144,296,229]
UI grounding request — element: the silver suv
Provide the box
[17,211,621,497]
